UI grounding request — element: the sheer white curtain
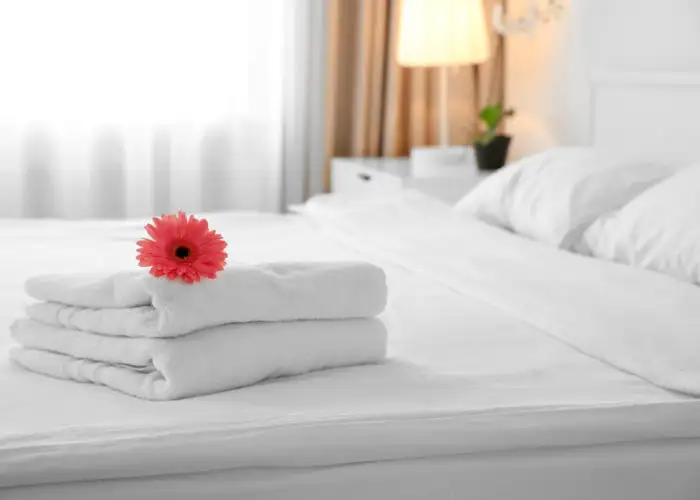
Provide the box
[0,0,325,218]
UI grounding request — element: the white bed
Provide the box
[2,191,700,499]
[4,68,700,498]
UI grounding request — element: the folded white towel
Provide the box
[10,318,387,400]
[25,262,387,337]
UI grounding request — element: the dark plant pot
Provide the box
[475,135,511,171]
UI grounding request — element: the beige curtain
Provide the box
[324,0,505,189]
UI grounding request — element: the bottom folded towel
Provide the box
[10,318,387,400]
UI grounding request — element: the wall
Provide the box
[505,0,700,159]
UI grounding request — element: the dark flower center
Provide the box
[175,246,190,259]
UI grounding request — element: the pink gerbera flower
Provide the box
[136,212,227,283]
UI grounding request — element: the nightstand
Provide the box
[331,157,491,205]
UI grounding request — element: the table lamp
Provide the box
[397,0,491,146]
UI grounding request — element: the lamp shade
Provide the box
[397,0,491,67]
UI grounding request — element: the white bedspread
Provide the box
[1,205,700,490]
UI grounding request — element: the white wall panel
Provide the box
[505,0,700,159]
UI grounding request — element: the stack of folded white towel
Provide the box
[10,262,388,400]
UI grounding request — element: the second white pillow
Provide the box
[579,163,700,285]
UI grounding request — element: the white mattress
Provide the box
[7,440,700,500]
[2,203,700,496]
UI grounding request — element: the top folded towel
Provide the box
[25,261,387,337]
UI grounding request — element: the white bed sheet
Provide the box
[1,207,699,494]
[305,192,700,395]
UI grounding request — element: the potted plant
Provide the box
[473,104,515,171]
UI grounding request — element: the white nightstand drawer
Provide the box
[331,156,492,205]
[332,159,403,197]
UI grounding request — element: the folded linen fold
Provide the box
[10,318,388,400]
[25,261,387,337]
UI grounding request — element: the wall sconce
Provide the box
[492,0,565,37]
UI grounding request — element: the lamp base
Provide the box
[410,146,476,178]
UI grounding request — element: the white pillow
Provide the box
[579,164,700,284]
[454,147,674,248]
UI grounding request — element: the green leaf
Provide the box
[479,104,503,130]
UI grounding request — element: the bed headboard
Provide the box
[589,72,700,164]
